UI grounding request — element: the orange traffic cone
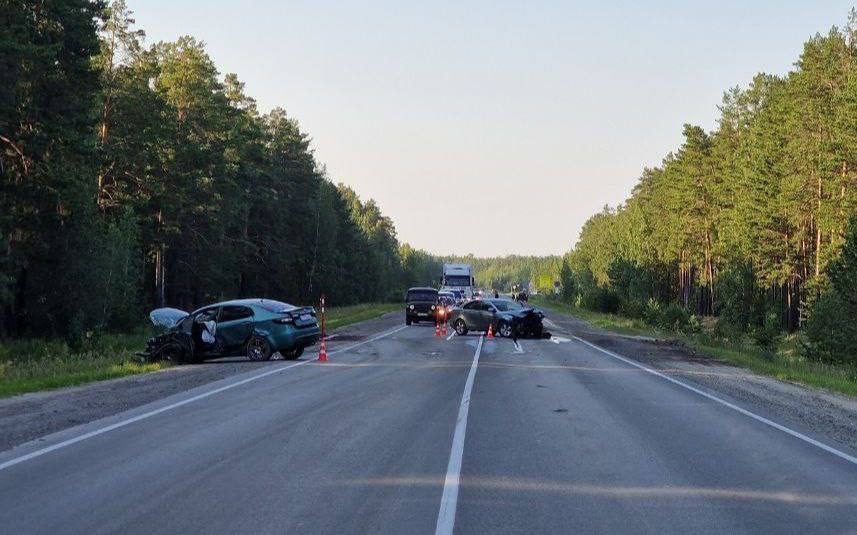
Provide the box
[487,323,495,339]
[435,320,441,337]
[441,321,447,336]
[318,337,328,362]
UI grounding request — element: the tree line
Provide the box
[442,255,561,292]
[561,11,857,363]
[0,0,421,342]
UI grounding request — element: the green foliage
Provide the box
[559,258,575,300]
[580,287,620,314]
[1,0,420,342]
[439,254,561,291]
[559,12,857,365]
[805,217,857,364]
[715,264,765,333]
[752,311,781,353]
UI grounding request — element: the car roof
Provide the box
[192,298,295,314]
[407,287,438,292]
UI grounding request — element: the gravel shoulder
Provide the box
[0,311,401,453]
[544,311,857,454]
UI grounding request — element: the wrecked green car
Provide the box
[143,299,320,363]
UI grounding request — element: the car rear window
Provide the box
[407,290,438,302]
[257,300,296,313]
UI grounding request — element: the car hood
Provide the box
[149,308,189,329]
[499,307,543,318]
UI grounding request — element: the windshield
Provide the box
[407,290,438,302]
[444,275,471,287]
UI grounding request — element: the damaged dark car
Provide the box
[143,299,320,364]
[447,298,548,339]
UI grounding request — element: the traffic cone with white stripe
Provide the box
[318,337,328,362]
[435,319,441,337]
[441,318,447,336]
[487,323,495,339]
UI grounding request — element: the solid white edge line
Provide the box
[435,335,483,535]
[0,324,407,472]
[572,335,857,467]
[446,332,457,341]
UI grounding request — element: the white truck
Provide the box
[441,263,475,301]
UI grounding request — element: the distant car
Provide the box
[438,291,456,305]
[405,287,440,325]
[144,299,320,363]
[437,294,456,318]
[447,298,545,338]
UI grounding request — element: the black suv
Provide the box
[405,287,439,325]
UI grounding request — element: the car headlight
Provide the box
[409,304,414,310]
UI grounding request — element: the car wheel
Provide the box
[498,321,513,338]
[282,346,304,360]
[159,343,187,364]
[454,318,468,336]
[247,336,272,361]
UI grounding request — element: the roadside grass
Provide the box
[534,297,661,337]
[0,329,164,398]
[533,296,857,398]
[0,302,400,398]
[323,302,400,331]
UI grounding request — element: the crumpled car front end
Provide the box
[140,308,191,362]
[501,308,550,339]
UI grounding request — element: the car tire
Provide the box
[454,318,468,336]
[282,346,304,360]
[159,343,187,364]
[497,321,513,338]
[247,335,272,361]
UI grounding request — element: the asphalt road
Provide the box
[2,314,857,534]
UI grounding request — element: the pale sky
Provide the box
[135,0,854,256]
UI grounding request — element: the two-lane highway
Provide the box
[1,314,856,534]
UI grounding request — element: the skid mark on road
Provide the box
[0,325,407,472]
[435,335,483,535]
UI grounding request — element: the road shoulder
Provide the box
[0,311,401,453]
[543,310,857,454]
